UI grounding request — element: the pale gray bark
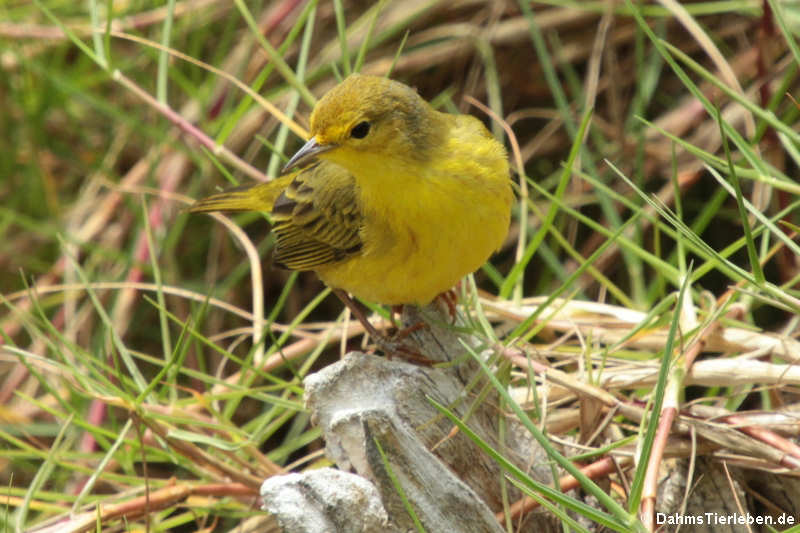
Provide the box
[261,304,558,532]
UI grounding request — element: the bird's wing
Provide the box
[271,162,363,270]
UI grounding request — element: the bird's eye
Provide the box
[350,121,370,139]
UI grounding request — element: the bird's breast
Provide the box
[316,160,510,305]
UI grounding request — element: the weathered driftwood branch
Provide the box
[261,304,558,532]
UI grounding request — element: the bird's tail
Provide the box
[189,175,294,214]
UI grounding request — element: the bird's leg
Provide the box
[332,289,432,365]
[333,288,386,341]
[434,284,460,322]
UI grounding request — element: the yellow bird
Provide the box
[191,74,512,338]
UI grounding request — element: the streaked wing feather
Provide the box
[271,162,363,270]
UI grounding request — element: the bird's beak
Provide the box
[283,137,335,173]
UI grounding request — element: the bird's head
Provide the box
[283,74,442,173]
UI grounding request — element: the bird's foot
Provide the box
[333,289,432,365]
[375,335,433,366]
